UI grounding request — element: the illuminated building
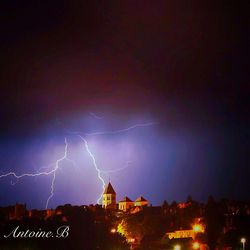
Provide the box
[28,209,46,219]
[178,202,191,209]
[165,223,205,240]
[46,209,55,217]
[102,182,149,211]
[134,196,148,207]
[166,229,195,240]
[102,182,116,209]
[118,196,134,212]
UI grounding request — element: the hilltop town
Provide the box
[0,182,249,250]
[102,182,148,212]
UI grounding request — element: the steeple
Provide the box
[102,182,116,209]
[103,182,116,195]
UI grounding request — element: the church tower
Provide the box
[102,182,116,209]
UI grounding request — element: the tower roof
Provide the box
[119,196,133,203]
[103,182,116,194]
[135,196,147,202]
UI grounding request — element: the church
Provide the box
[102,182,149,212]
[102,182,117,209]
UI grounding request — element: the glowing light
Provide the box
[193,242,200,249]
[192,224,204,233]
[117,220,126,236]
[0,120,156,207]
[241,238,246,244]
[174,245,181,250]
[128,238,135,243]
[241,238,246,250]
[110,228,116,233]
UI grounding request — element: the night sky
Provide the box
[0,1,249,209]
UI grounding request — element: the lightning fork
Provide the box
[0,137,75,209]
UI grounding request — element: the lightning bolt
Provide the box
[77,135,105,204]
[89,112,104,120]
[70,122,157,204]
[45,137,75,209]
[0,121,156,208]
[100,161,132,174]
[66,122,157,137]
[0,168,56,179]
[0,137,75,209]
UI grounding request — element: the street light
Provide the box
[241,238,246,250]
[128,238,135,243]
[193,242,200,249]
[174,245,181,250]
[192,224,204,233]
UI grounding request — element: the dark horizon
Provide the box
[2,195,250,211]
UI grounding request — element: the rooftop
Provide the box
[103,182,116,194]
[135,196,148,202]
[119,196,133,203]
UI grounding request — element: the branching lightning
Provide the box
[89,112,104,120]
[45,137,75,209]
[0,120,156,208]
[68,122,157,136]
[77,135,105,204]
[86,122,156,136]
[0,137,75,209]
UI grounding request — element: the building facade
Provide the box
[118,196,134,212]
[102,182,116,209]
[134,196,148,207]
[102,182,149,211]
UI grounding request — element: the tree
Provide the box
[204,196,225,250]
